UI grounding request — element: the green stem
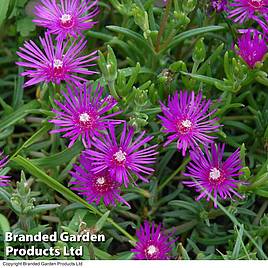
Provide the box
[127,187,151,198]
[88,242,96,260]
[158,156,190,191]
[253,200,268,225]
[192,61,200,74]
[173,0,179,11]
[159,29,176,52]
[10,124,51,161]
[155,0,172,52]
[222,115,255,121]
[107,218,136,244]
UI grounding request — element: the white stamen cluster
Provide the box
[209,168,221,180]
[96,177,105,185]
[60,14,72,24]
[53,59,63,68]
[146,245,158,255]
[181,119,192,128]
[79,113,91,123]
[113,150,127,162]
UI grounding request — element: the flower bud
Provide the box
[192,38,206,64]
[148,83,159,104]
[98,45,118,83]
[116,70,127,97]
[174,11,190,27]
[106,45,118,81]
[10,197,22,213]
[129,112,148,131]
[232,58,248,82]
[132,4,150,37]
[182,0,196,14]
[134,88,148,107]
[169,60,187,73]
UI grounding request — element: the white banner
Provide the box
[0,260,267,268]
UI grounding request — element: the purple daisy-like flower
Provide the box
[183,143,243,208]
[49,83,121,148]
[131,221,176,260]
[228,0,268,24]
[84,123,158,187]
[159,91,220,156]
[16,33,98,87]
[0,152,10,187]
[70,155,129,207]
[236,30,267,68]
[33,0,99,40]
[211,0,228,12]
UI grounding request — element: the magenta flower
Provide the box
[49,83,121,148]
[236,30,267,68]
[70,155,129,207]
[0,152,10,187]
[228,0,268,24]
[159,91,220,156]
[33,0,99,40]
[16,33,98,87]
[84,123,158,187]
[211,0,228,12]
[183,144,243,208]
[131,221,176,260]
